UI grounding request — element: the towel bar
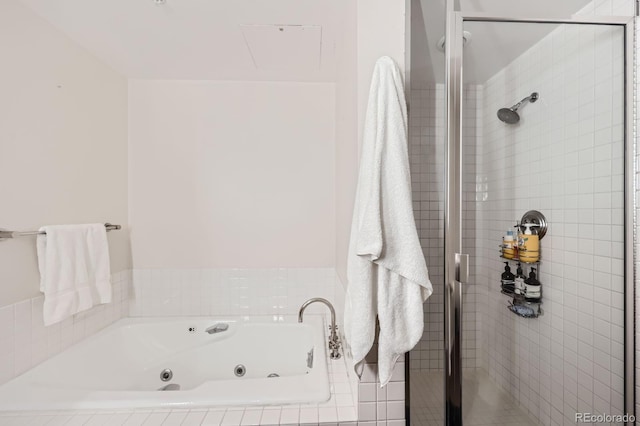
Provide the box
[0,223,121,241]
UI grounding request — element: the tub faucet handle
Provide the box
[298,298,342,360]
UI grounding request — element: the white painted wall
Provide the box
[128,80,336,268]
[357,0,407,147]
[339,0,408,284]
[334,0,358,285]
[0,1,130,308]
[335,0,411,289]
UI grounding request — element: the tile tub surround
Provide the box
[129,268,344,319]
[2,267,407,423]
[130,267,408,423]
[0,270,132,386]
[0,316,336,411]
[0,379,404,426]
[0,314,362,425]
[357,347,407,424]
[0,409,396,426]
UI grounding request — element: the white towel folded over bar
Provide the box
[37,224,112,326]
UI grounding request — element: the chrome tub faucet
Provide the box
[298,298,342,360]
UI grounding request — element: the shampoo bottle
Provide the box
[519,223,540,263]
[514,263,526,295]
[501,262,515,294]
[524,268,541,301]
[503,230,515,259]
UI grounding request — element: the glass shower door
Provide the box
[444,11,634,426]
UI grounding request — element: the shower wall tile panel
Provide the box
[0,270,132,386]
[478,22,626,425]
[577,0,635,15]
[408,84,444,371]
[635,11,640,426]
[408,84,482,371]
[583,12,634,425]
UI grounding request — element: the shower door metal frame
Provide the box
[444,11,636,425]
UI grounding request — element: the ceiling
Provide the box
[19,0,599,84]
[19,0,344,81]
[412,0,593,84]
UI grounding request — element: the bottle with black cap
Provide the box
[524,267,541,301]
[501,262,515,294]
[514,263,526,295]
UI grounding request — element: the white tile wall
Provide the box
[408,84,482,371]
[0,411,383,426]
[0,270,132,386]
[354,344,407,423]
[1,266,403,424]
[462,85,483,371]
[575,0,635,16]
[410,369,537,425]
[409,3,637,425]
[129,268,341,319]
[635,12,640,426]
[408,85,445,371]
[130,268,406,424]
[478,22,626,425]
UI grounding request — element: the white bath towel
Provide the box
[37,224,112,326]
[344,56,432,387]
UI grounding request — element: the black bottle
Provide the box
[514,263,526,295]
[501,262,515,294]
[524,267,541,301]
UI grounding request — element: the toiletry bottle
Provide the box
[514,263,526,296]
[513,222,520,259]
[503,230,515,259]
[501,262,515,294]
[519,223,540,263]
[524,267,541,301]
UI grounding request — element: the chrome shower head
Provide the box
[497,107,521,124]
[497,92,539,124]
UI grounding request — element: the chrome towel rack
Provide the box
[0,223,121,241]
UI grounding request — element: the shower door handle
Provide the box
[454,253,469,284]
[449,253,468,371]
[446,253,467,377]
[446,280,455,376]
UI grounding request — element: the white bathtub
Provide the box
[0,316,331,411]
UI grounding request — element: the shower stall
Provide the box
[407,1,635,425]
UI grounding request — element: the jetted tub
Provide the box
[0,316,330,411]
